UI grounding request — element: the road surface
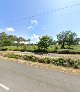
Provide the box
[0,60,80,92]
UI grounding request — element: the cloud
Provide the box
[27,20,38,31]
[0,27,15,33]
[5,27,15,32]
[31,34,40,44]
[31,20,38,25]
[27,26,34,30]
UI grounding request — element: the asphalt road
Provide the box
[0,60,80,92]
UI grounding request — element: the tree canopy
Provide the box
[57,30,78,48]
[0,31,80,48]
[0,32,27,46]
[38,35,53,51]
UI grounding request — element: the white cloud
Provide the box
[5,27,15,32]
[31,20,38,25]
[31,34,40,44]
[27,26,34,30]
[27,20,38,31]
[0,27,15,33]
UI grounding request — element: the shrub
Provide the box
[73,60,80,69]
[1,53,80,69]
[57,49,72,54]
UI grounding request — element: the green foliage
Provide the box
[8,54,21,59]
[57,30,77,48]
[38,35,53,51]
[22,45,38,52]
[0,45,38,52]
[0,31,80,54]
[1,45,80,54]
[47,45,60,53]
[0,32,27,46]
[2,53,80,69]
[57,49,72,54]
[57,49,80,54]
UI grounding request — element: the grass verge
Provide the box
[0,52,80,75]
[0,56,80,75]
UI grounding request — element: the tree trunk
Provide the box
[61,42,65,49]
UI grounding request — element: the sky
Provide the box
[0,0,80,43]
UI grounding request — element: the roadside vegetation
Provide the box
[1,45,80,54]
[0,52,80,69]
[0,30,80,70]
[0,30,80,54]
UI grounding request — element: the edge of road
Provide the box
[0,55,80,76]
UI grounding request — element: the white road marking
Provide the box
[0,83,10,91]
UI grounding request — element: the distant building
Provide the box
[19,41,29,44]
[14,41,29,44]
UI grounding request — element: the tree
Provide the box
[0,32,8,41]
[57,30,77,48]
[27,39,31,44]
[0,33,16,46]
[75,38,80,45]
[38,35,53,51]
[0,32,8,46]
[18,37,26,42]
[14,37,26,46]
[0,32,27,46]
[7,35,15,46]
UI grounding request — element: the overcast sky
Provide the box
[0,0,80,43]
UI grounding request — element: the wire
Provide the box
[1,2,80,25]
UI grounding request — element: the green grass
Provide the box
[0,45,80,54]
[0,45,38,52]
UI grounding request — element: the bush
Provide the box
[7,54,21,59]
[73,60,80,69]
[0,47,8,51]
[56,49,80,54]
[57,49,72,54]
[1,53,80,69]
